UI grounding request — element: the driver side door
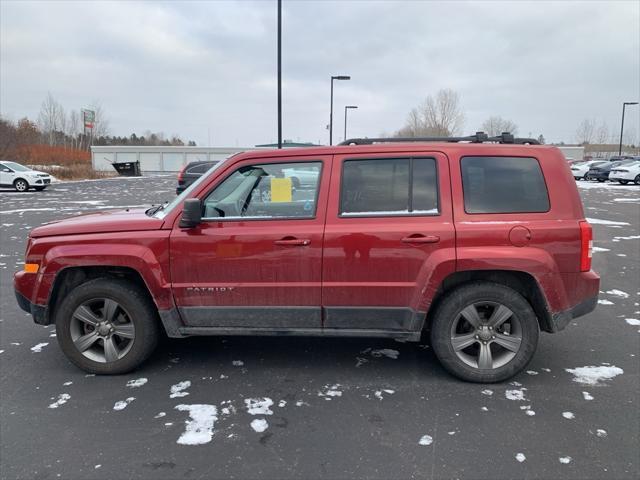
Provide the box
[169,156,330,331]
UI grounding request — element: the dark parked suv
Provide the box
[176,161,217,194]
[15,133,599,383]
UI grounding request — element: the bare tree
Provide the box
[421,89,464,136]
[595,121,609,144]
[0,117,17,158]
[397,89,465,137]
[37,92,66,145]
[575,119,596,145]
[481,116,519,136]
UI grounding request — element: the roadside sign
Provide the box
[82,109,95,129]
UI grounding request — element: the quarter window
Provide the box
[461,156,550,214]
[202,161,322,220]
[340,158,439,216]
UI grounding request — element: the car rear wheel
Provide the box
[430,282,539,383]
[597,178,605,182]
[635,175,640,185]
[619,180,629,185]
[14,179,28,192]
[55,278,160,374]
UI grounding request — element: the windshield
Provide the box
[154,159,228,219]
[2,161,30,172]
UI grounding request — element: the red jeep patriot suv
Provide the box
[14,133,600,382]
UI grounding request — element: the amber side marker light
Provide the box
[24,263,39,273]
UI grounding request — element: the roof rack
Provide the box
[339,132,540,146]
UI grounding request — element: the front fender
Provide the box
[31,241,173,310]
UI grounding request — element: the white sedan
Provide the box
[570,160,607,180]
[609,161,640,185]
[0,160,52,192]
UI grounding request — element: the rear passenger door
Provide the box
[321,152,456,333]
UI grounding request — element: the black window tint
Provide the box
[340,158,438,216]
[461,156,549,214]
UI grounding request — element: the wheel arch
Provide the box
[48,266,158,325]
[426,270,554,333]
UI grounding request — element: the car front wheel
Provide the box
[635,175,640,185]
[55,278,160,374]
[34,186,47,191]
[14,179,29,192]
[430,282,539,383]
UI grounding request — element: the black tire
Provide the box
[619,180,628,185]
[13,178,29,192]
[55,278,160,374]
[635,175,640,186]
[597,178,605,182]
[430,282,539,383]
[34,186,46,191]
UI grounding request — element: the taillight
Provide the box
[177,165,187,181]
[579,220,593,272]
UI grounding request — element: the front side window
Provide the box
[202,161,322,220]
[2,161,28,172]
[340,157,439,216]
[461,156,550,214]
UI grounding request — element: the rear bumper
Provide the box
[15,289,48,325]
[550,294,598,332]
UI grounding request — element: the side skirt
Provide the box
[178,326,421,341]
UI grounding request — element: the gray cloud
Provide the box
[1,0,638,146]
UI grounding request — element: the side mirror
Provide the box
[179,198,202,228]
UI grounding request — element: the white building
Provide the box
[91,146,259,173]
[556,146,585,162]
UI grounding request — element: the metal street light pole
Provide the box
[344,105,358,141]
[329,75,350,145]
[277,0,282,149]
[619,101,638,155]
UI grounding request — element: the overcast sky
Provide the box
[1,0,639,146]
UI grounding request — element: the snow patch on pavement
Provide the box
[245,398,274,415]
[175,404,218,445]
[113,397,135,411]
[515,453,526,462]
[169,381,191,398]
[586,217,630,226]
[30,342,48,352]
[250,419,269,433]
[565,365,624,385]
[505,388,527,401]
[418,435,433,446]
[126,378,148,388]
[48,393,70,409]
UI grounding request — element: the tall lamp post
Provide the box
[329,75,350,145]
[619,101,638,155]
[344,105,358,141]
[277,0,282,149]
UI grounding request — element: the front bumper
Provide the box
[15,289,48,325]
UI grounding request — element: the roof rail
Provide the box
[339,132,540,146]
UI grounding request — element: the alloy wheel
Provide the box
[14,180,28,192]
[449,301,523,370]
[69,298,135,363]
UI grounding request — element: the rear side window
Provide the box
[461,156,549,214]
[340,158,438,216]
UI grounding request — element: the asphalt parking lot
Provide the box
[1,176,638,480]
